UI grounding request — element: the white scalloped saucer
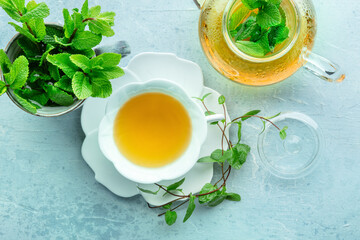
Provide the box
[81,52,229,206]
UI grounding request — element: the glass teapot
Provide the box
[197,0,345,86]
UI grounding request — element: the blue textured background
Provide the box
[0,0,359,239]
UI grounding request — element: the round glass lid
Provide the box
[257,112,322,179]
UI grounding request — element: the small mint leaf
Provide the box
[197,156,219,163]
[54,75,73,93]
[165,211,177,226]
[228,5,249,30]
[137,186,160,195]
[90,53,121,68]
[8,22,38,42]
[63,8,75,38]
[72,71,92,99]
[0,49,12,74]
[183,194,196,223]
[241,110,261,120]
[235,41,265,57]
[97,12,115,25]
[91,66,124,80]
[81,0,89,18]
[70,54,91,73]
[90,77,112,98]
[89,5,101,18]
[0,81,7,96]
[40,45,55,66]
[256,3,281,28]
[280,126,288,140]
[14,92,38,114]
[47,53,79,78]
[9,55,29,90]
[167,178,185,191]
[20,2,49,22]
[88,19,114,37]
[226,193,241,202]
[198,183,219,204]
[44,85,74,106]
[218,95,225,104]
[72,31,102,50]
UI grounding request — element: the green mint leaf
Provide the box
[242,0,264,10]
[265,112,281,120]
[0,1,21,21]
[210,149,224,162]
[279,126,288,140]
[91,66,124,80]
[29,18,46,41]
[8,55,29,89]
[20,2,49,22]
[15,88,49,106]
[137,186,160,195]
[197,156,219,163]
[26,0,37,11]
[267,0,282,6]
[72,31,102,50]
[268,25,289,47]
[256,3,281,28]
[47,53,79,78]
[13,92,38,114]
[44,85,74,106]
[72,12,86,32]
[90,53,121,68]
[0,81,7,96]
[162,203,172,209]
[54,75,73,92]
[89,5,101,18]
[72,71,92,99]
[8,22,38,42]
[43,25,64,44]
[236,121,242,144]
[207,187,227,207]
[0,49,12,74]
[97,12,115,25]
[40,45,55,66]
[205,110,216,116]
[63,8,75,39]
[219,148,233,163]
[235,41,264,57]
[258,30,271,54]
[228,5,249,30]
[198,183,219,204]
[90,77,112,98]
[241,110,261,120]
[48,63,60,81]
[167,178,185,192]
[70,54,91,73]
[226,193,241,201]
[11,0,25,13]
[165,211,177,226]
[183,194,196,223]
[279,6,286,25]
[17,36,40,58]
[88,19,114,37]
[218,95,225,104]
[228,144,250,169]
[54,36,73,47]
[235,20,259,41]
[81,0,89,18]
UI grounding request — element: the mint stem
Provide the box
[68,28,78,43]
[82,17,95,23]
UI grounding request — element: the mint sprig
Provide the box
[144,94,288,225]
[0,0,122,114]
[229,0,289,57]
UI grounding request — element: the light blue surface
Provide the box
[0,0,359,239]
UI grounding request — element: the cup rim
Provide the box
[1,22,85,117]
[98,79,208,184]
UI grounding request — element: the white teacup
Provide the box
[98,79,223,184]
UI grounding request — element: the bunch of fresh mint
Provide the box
[0,0,123,114]
[229,0,289,57]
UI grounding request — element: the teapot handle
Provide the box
[193,0,205,9]
[302,49,345,83]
